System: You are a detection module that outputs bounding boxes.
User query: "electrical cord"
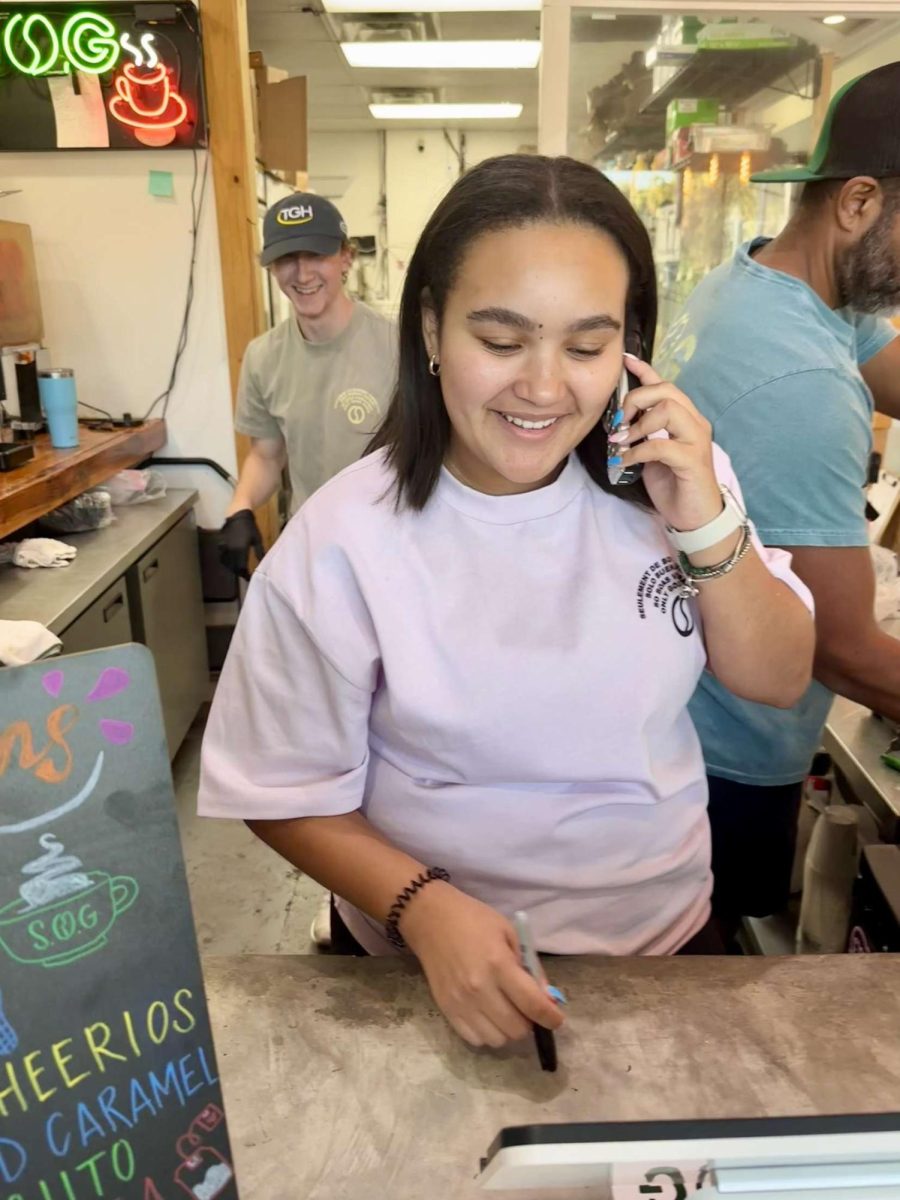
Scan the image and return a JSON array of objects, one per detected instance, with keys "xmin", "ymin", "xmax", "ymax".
[
  {"xmin": 77, "ymin": 399, "xmax": 116, "ymax": 421},
  {"xmin": 139, "ymin": 143, "xmax": 210, "ymax": 422}
]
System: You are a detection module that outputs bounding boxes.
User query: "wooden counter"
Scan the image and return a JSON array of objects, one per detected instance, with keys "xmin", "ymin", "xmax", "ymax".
[
  {"xmin": 0, "ymin": 419, "xmax": 166, "ymax": 538},
  {"xmin": 203, "ymin": 953, "xmax": 900, "ymax": 1200}
]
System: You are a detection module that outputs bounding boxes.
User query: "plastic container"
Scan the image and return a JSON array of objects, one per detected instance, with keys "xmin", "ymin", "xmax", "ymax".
[{"xmin": 38, "ymin": 368, "xmax": 79, "ymax": 449}]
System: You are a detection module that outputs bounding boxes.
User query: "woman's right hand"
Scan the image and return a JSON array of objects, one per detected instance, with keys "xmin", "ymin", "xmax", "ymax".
[{"xmin": 399, "ymin": 883, "xmax": 564, "ymax": 1048}]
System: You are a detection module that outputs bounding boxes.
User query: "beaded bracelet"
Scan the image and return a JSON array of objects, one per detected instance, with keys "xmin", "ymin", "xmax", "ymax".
[
  {"xmin": 385, "ymin": 867, "xmax": 451, "ymax": 950},
  {"xmin": 677, "ymin": 522, "xmax": 752, "ymax": 596}
]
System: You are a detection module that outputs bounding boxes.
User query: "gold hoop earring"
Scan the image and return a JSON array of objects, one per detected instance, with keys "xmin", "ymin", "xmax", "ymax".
[{"xmin": 428, "ymin": 355, "xmax": 441, "ymax": 377}]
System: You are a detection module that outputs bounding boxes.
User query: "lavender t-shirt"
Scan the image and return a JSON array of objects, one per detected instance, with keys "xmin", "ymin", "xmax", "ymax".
[{"xmin": 199, "ymin": 448, "xmax": 811, "ymax": 955}]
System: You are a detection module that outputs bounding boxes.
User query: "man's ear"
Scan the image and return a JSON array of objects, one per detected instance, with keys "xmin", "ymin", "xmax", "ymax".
[
  {"xmin": 835, "ymin": 176, "xmax": 882, "ymax": 234},
  {"xmin": 421, "ymin": 288, "xmax": 439, "ymax": 357}
]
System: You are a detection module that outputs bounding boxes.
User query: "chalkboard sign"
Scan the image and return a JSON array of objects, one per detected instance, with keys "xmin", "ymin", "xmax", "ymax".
[
  {"xmin": 0, "ymin": 3, "xmax": 207, "ymax": 152},
  {"xmin": 0, "ymin": 644, "xmax": 238, "ymax": 1199}
]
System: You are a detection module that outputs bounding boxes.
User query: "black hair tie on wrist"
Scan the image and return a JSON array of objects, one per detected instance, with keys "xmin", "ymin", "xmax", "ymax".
[{"xmin": 385, "ymin": 867, "xmax": 451, "ymax": 950}]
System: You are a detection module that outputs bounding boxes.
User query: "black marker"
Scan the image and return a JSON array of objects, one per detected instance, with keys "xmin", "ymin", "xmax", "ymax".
[{"xmin": 513, "ymin": 910, "xmax": 558, "ymax": 1073}]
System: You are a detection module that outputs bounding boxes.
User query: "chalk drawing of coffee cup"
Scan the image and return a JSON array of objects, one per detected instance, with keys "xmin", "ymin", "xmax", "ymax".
[
  {"xmin": 0, "ymin": 870, "xmax": 139, "ymax": 968},
  {"xmin": 175, "ymin": 1137, "xmax": 233, "ymax": 1200}
]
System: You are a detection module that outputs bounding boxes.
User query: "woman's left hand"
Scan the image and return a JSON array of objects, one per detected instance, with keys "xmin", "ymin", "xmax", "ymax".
[{"xmin": 608, "ymin": 355, "xmax": 722, "ymax": 534}]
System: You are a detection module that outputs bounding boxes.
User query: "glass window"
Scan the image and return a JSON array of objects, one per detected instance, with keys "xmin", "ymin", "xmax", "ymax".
[{"xmin": 559, "ymin": 7, "xmax": 900, "ymax": 337}]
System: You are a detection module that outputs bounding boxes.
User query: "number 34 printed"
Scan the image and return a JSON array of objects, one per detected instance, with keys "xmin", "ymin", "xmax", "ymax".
[{"xmin": 613, "ymin": 1161, "xmax": 710, "ymax": 1200}]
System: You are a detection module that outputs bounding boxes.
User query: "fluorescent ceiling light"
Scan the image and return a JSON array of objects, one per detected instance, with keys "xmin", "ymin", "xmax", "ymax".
[
  {"xmin": 369, "ymin": 102, "xmax": 523, "ymax": 120},
  {"xmin": 327, "ymin": 0, "xmax": 538, "ymax": 10},
  {"xmin": 822, "ymin": 13, "xmax": 846, "ymax": 23},
  {"xmin": 343, "ymin": 41, "xmax": 540, "ymax": 69}
]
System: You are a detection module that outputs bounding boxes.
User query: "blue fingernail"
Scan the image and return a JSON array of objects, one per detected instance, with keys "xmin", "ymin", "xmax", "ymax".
[
  {"xmin": 612, "ymin": 409, "xmax": 624, "ymax": 428},
  {"xmin": 547, "ymin": 986, "xmax": 568, "ymax": 1006},
  {"xmin": 608, "ymin": 456, "xmax": 622, "ymax": 465}
]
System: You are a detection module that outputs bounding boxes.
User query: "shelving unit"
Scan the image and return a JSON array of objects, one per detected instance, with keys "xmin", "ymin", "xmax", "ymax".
[
  {"xmin": 597, "ymin": 43, "xmax": 820, "ymax": 163},
  {"xmin": 0, "ymin": 419, "xmax": 166, "ymax": 538},
  {"xmin": 641, "ymin": 43, "xmax": 819, "ymax": 115},
  {"xmin": 600, "ymin": 112, "xmax": 666, "ymax": 157}
]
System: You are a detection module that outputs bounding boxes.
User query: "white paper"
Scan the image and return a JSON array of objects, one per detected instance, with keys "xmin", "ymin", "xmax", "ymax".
[{"xmin": 48, "ymin": 72, "xmax": 109, "ymax": 149}]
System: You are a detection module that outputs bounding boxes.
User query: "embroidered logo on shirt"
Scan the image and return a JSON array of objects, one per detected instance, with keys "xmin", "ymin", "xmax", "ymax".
[
  {"xmin": 334, "ymin": 388, "xmax": 382, "ymax": 427},
  {"xmin": 636, "ymin": 556, "xmax": 695, "ymax": 638}
]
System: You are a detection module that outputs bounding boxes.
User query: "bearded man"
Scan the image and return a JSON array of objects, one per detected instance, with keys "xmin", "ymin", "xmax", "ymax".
[{"xmin": 656, "ymin": 61, "xmax": 900, "ymax": 943}]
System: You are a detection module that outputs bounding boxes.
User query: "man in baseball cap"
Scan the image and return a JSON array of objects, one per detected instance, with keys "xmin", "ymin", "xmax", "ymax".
[
  {"xmin": 219, "ymin": 189, "xmax": 395, "ymax": 572},
  {"xmin": 655, "ymin": 60, "xmax": 900, "ymax": 945},
  {"xmin": 218, "ymin": 189, "xmax": 396, "ymax": 947},
  {"xmin": 259, "ymin": 192, "xmax": 349, "ymax": 264}
]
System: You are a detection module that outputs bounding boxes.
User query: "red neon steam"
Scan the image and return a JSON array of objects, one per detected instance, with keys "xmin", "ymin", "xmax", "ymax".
[{"xmin": 108, "ymin": 62, "xmax": 188, "ymax": 147}]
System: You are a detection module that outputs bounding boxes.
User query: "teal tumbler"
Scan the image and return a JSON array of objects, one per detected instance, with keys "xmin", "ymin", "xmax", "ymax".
[{"xmin": 38, "ymin": 368, "xmax": 80, "ymax": 449}]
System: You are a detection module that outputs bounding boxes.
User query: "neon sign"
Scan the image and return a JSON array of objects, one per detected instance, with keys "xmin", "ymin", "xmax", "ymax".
[
  {"xmin": 1, "ymin": 10, "xmax": 121, "ymax": 76},
  {"xmin": 108, "ymin": 62, "xmax": 188, "ymax": 146},
  {"xmin": 0, "ymin": 2, "xmax": 205, "ymax": 152}
]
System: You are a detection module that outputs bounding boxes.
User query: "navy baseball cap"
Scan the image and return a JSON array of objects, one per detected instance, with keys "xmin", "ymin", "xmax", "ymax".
[
  {"xmin": 753, "ymin": 61, "xmax": 900, "ymax": 184},
  {"xmin": 260, "ymin": 192, "xmax": 349, "ymax": 266}
]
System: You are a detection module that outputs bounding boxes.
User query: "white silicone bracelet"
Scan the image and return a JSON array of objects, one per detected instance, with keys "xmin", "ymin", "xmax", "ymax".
[{"xmin": 665, "ymin": 486, "xmax": 746, "ymax": 555}]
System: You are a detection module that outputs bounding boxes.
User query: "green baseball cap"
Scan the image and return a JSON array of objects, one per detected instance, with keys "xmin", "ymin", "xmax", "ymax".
[{"xmin": 752, "ymin": 60, "xmax": 900, "ymax": 184}]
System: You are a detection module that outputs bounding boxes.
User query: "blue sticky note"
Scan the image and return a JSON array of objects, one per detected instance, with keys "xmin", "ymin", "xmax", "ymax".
[{"xmin": 148, "ymin": 170, "xmax": 174, "ymax": 198}]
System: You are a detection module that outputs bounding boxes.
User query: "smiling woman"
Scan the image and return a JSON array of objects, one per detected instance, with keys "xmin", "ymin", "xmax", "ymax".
[
  {"xmin": 199, "ymin": 153, "xmax": 816, "ymax": 1055},
  {"xmin": 371, "ymin": 154, "xmax": 656, "ymax": 510}
]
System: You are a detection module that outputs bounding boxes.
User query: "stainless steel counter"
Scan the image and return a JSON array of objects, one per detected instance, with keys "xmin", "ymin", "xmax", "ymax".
[
  {"xmin": 203, "ymin": 953, "xmax": 900, "ymax": 1200},
  {"xmin": 823, "ymin": 617, "xmax": 900, "ymax": 840},
  {"xmin": 0, "ymin": 489, "xmax": 198, "ymax": 633}
]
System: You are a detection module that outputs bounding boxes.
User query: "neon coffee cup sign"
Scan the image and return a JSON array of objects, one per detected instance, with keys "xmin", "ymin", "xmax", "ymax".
[{"xmin": 1, "ymin": 9, "xmax": 192, "ymax": 146}]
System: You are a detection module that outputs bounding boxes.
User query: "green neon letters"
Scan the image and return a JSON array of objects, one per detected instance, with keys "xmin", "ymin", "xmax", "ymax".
[
  {"xmin": 2, "ymin": 13, "xmax": 58, "ymax": 76},
  {"xmin": 62, "ymin": 11, "xmax": 119, "ymax": 73},
  {"xmin": 2, "ymin": 9, "xmax": 121, "ymax": 77}
]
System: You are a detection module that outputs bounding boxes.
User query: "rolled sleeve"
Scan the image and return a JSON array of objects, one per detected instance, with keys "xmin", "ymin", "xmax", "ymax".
[{"xmin": 198, "ymin": 571, "xmax": 375, "ymax": 820}]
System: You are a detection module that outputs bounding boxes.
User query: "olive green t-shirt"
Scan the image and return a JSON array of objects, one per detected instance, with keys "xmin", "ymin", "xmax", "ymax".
[{"xmin": 235, "ymin": 302, "xmax": 397, "ymax": 511}]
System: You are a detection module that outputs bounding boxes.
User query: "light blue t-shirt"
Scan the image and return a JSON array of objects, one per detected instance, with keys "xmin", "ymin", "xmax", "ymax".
[{"xmin": 656, "ymin": 239, "xmax": 896, "ymax": 786}]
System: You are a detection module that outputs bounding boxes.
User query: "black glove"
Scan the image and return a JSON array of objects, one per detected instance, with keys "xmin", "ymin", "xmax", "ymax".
[{"xmin": 219, "ymin": 509, "xmax": 264, "ymax": 581}]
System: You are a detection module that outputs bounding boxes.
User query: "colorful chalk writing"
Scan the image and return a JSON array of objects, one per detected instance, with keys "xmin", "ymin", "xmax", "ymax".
[{"xmin": 0, "ymin": 646, "xmax": 238, "ymax": 1196}]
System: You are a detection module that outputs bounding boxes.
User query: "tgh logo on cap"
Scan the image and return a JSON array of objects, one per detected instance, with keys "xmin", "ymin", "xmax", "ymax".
[{"xmin": 277, "ymin": 204, "xmax": 315, "ymax": 226}]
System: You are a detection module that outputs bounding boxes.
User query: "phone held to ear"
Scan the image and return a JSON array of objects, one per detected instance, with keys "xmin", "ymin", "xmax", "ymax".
[{"xmin": 604, "ymin": 330, "xmax": 643, "ymax": 487}]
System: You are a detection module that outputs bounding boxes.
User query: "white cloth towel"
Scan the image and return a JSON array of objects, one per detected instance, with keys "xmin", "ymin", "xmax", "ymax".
[
  {"xmin": 0, "ymin": 620, "xmax": 62, "ymax": 666},
  {"xmin": 9, "ymin": 538, "xmax": 78, "ymax": 569}
]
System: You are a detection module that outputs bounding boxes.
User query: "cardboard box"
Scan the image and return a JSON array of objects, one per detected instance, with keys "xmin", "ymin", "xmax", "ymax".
[
  {"xmin": 665, "ymin": 98, "xmax": 718, "ymax": 140},
  {"xmin": 696, "ymin": 20, "xmax": 798, "ymax": 50},
  {"xmin": 0, "ymin": 221, "xmax": 43, "ymax": 348},
  {"xmin": 249, "ymin": 51, "xmax": 307, "ymax": 173}
]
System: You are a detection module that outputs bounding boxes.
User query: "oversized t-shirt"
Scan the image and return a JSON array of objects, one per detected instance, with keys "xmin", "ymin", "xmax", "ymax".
[
  {"xmin": 656, "ymin": 238, "xmax": 896, "ymax": 786},
  {"xmin": 235, "ymin": 302, "xmax": 397, "ymax": 511},
  {"xmin": 198, "ymin": 447, "xmax": 812, "ymax": 956}
]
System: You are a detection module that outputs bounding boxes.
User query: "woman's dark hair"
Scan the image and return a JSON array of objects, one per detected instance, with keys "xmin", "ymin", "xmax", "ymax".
[{"xmin": 368, "ymin": 153, "xmax": 657, "ymax": 510}]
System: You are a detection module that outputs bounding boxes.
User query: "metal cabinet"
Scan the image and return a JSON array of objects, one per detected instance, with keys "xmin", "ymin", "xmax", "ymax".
[
  {"xmin": 58, "ymin": 578, "xmax": 132, "ymax": 655},
  {"xmin": 127, "ymin": 512, "xmax": 209, "ymax": 758}
]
